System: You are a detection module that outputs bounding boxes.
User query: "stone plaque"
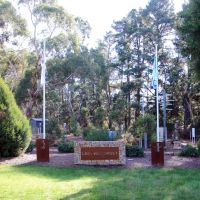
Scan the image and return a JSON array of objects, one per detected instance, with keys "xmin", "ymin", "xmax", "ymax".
[
  {"xmin": 74, "ymin": 141, "xmax": 126, "ymax": 165},
  {"xmin": 81, "ymin": 147, "xmax": 119, "ymax": 160}
]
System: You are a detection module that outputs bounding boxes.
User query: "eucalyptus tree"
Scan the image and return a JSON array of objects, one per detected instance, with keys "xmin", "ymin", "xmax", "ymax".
[
  {"xmin": 0, "ymin": 0, "xmax": 27, "ymax": 47},
  {"xmin": 43, "ymin": 48, "xmax": 109, "ymax": 131},
  {"xmin": 96, "ymin": 31, "xmax": 116, "ymax": 129},
  {"xmin": 0, "ymin": 0, "xmax": 28, "ymax": 90},
  {"xmin": 16, "ymin": 0, "xmax": 90, "ymax": 118}
]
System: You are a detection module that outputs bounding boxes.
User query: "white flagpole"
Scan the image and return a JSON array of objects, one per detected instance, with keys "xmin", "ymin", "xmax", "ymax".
[
  {"xmin": 155, "ymin": 44, "xmax": 159, "ymax": 142},
  {"xmin": 42, "ymin": 40, "xmax": 46, "ymax": 139}
]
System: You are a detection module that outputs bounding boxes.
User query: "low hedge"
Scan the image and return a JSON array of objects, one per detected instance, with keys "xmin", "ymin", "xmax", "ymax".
[
  {"xmin": 126, "ymin": 145, "xmax": 144, "ymax": 157},
  {"xmin": 58, "ymin": 141, "xmax": 74, "ymax": 153},
  {"xmin": 84, "ymin": 128, "xmax": 110, "ymax": 141},
  {"xmin": 179, "ymin": 145, "xmax": 198, "ymax": 157}
]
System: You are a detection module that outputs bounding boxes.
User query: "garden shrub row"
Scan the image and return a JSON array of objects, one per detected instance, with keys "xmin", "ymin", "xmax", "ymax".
[
  {"xmin": 179, "ymin": 144, "xmax": 198, "ymax": 157},
  {"xmin": 57, "ymin": 141, "xmax": 144, "ymax": 158},
  {"xmin": 126, "ymin": 145, "xmax": 144, "ymax": 157},
  {"xmin": 83, "ymin": 127, "xmax": 110, "ymax": 141},
  {"xmin": 58, "ymin": 141, "xmax": 74, "ymax": 153}
]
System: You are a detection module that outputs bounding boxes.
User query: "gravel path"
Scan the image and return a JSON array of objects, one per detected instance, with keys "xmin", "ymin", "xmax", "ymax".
[{"xmin": 1, "ymin": 148, "xmax": 200, "ymax": 168}]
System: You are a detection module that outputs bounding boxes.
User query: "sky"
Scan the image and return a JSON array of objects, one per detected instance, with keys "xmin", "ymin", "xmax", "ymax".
[{"xmin": 57, "ymin": 0, "xmax": 185, "ymax": 47}]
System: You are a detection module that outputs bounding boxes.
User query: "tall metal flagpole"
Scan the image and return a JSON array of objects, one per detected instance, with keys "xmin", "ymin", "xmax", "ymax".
[
  {"xmin": 37, "ymin": 41, "xmax": 49, "ymax": 163},
  {"xmin": 155, "ymin": 44, "xmax": 159, "ymax": 142},
  {"xmin": 42, "ymin": 41, "xmax": 46, "ymax": 139}
]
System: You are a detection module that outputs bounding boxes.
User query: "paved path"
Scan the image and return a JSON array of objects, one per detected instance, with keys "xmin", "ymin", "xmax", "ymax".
[{"xmin": 1, "ymin": 148, "xmax": 200, "ymax": 168}]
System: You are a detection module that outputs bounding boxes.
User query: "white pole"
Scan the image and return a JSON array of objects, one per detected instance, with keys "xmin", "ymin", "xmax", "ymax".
[
  {"xmin": 42, "ymin": 41, "xmax": 46, "ymax": 139},
  {"xmin": 156, "ymin": 44, "xmax": 159, "ymax": 142},
  {"xmin": 142, "ymin": 93, "xmax": 144, "ymax": 117}
]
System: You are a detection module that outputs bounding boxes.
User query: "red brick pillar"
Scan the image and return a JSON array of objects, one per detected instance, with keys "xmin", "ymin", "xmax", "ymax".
[
  {"xmin": 36, "ymin": 139, "xmax": 49, "ymax": 162},
  {"xmin": 151, "ymin": 142, "xmax": 164, "ymax": 166}
]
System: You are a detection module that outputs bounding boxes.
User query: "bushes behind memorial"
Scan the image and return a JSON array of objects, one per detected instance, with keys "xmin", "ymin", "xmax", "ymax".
[
  {"xmin": 58, "ymin": 141, "xmax": 74, "ymax": 153},
  {"xmin": 126, "ymin": 145, "xmax": 144, "ymax": 157},
  {"xmin": 83, "ymin": 127, "xmax": 110, "ymax": 141},
  {"xmin": 197, "ymin": 139, "xmax": 200, "ymax": 155},
  {"xmin": 0, "ymin": 78, "xmax": 31, "ymax": 157},
  {"xmin": 46, "ymin": 118, "xmax": 62, "ymax": 145},
  {"xmin": 179, "ymin": 145, "xmax": 198, "ymax": 157}
]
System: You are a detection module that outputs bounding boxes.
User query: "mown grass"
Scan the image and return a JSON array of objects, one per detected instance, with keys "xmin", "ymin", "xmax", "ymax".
[{"xmin": 0, "ymin": 165, "xmax": 200, "ymax": 200}]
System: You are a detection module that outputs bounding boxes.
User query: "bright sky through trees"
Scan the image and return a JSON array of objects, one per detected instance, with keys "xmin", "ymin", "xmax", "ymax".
[{"xmin": 58, "ymin": 0, "xmax": 185, "ymax": 47}]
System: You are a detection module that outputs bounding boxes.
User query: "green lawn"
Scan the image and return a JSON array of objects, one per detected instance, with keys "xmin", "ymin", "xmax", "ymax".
[{"xmin": 0, "ymin": 165, "xmax": 200, "ymax": 200}]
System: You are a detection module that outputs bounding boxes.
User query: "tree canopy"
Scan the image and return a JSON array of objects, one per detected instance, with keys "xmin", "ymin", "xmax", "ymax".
[
  {"xmin": 177, "ymin": 0, "xmax": 200, "ymax": 78},
  {"xmin": 0, "ymin": 0, "xmax": 200, "ymax": 142}
]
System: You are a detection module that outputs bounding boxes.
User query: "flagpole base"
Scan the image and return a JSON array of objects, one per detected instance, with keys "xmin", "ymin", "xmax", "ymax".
[
  {"xmin": 36, "ymin": 139, "xmax": 49, "ymax": 162},
  {"xmin": 151, "ymin": 142, "xmax": 164, "ymax": 166}
]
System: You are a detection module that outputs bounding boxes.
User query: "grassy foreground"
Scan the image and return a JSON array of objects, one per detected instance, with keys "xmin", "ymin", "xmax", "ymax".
[{"xmin": 0, "ymin": 165, "xmax": 200, "ymax": 200}]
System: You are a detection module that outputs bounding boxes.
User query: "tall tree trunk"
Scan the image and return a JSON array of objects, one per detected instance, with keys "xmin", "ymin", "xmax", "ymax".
[
  {"xmin": 183, "ymin": 94, "xmax": 194, "ymax": 127},
  {"xmin": 106, "ymin": 83, "xmax": 112, "ymax": 129},
  {"xmin": 127, "ymin": 66, "xmax": 131, "ymax": 128},
  {"xmin": 135, "ymin": 88, "xmax": 141, "ymax": 119},
  {"xmin": 26, "ymin": 57, "xmax": 40, "ymax": 118}
]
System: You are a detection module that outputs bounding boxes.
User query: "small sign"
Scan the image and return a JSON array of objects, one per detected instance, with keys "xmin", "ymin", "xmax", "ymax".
[
  {"xmin": 192, "ymin": 128, "xmax": 195, "ymax": 138},
  {"xmin": 108, "ymin": 131, "xmax": 117, "ymax": 140},
  {"xmin": 81, "ymin": 147, "xmax": 119, "ymax": 160},
  {"xmin": 192, "ymin": 128, "xmax": 196, "ymax": 144},
  {"xmin": 159, "ymin": 127, "xmax": 164, "ymax": 141}
]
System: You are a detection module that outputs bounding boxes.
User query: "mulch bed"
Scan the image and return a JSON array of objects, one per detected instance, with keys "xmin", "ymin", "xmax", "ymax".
[{"xmin": 1, "ymin": 148, "xmax": 200, "ymax": 168}]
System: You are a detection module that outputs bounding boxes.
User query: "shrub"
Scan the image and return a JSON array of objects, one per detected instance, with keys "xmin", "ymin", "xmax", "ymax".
[
  {"xmin": 0, "ymin": 78, "xmax": 31, "ymax": 157},
  {"xmin": 74, "ymin": 124, "xmax": 82, "ymax": 136},
  {"xmin": 46, "ymin": 118, "xmax": 62, "ymax": 145},
  {"xmin": 58, "ymin": 141, "xmax": 74, "ymax": 153},
  {"xmin": 135, "ymin": 114, "xmax": 156, "ymax": 141},
  {"xmin": 25, "ymin": 142, "xmax": 35, "ymax": 153},
  {"xmin": 94, "ymin": 107, "xmax": 105, "ymax": 127},
  {"xmin": 197, "ymin": 139, "xmax": 200, "ymax": 155},
  {"xmin": 126, "ymin": 145, "xmax": 144, "ymax": 157},
  {"xmin": 84, "ymin": 128, "xmax": 110, "ymax": 141},
  {"xmin": 179, "ymin": 145, "xmax": 198, "ymax": 157},
  {"xmin": 69, "ymin": 114, "xmax": 78, "ymax": 134},
  {"xmin": 122, "ymin": 133, "xmax": 137, "ymax": 145},
  {"xmin": 83, "ymin": 127, "xmax": 90, "ymax": 138}
]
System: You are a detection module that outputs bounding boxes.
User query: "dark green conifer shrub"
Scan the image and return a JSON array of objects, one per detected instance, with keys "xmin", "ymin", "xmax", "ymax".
[{"xmin": 0, "ymin": 78, "xmax": 31, "ymax": 157}]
